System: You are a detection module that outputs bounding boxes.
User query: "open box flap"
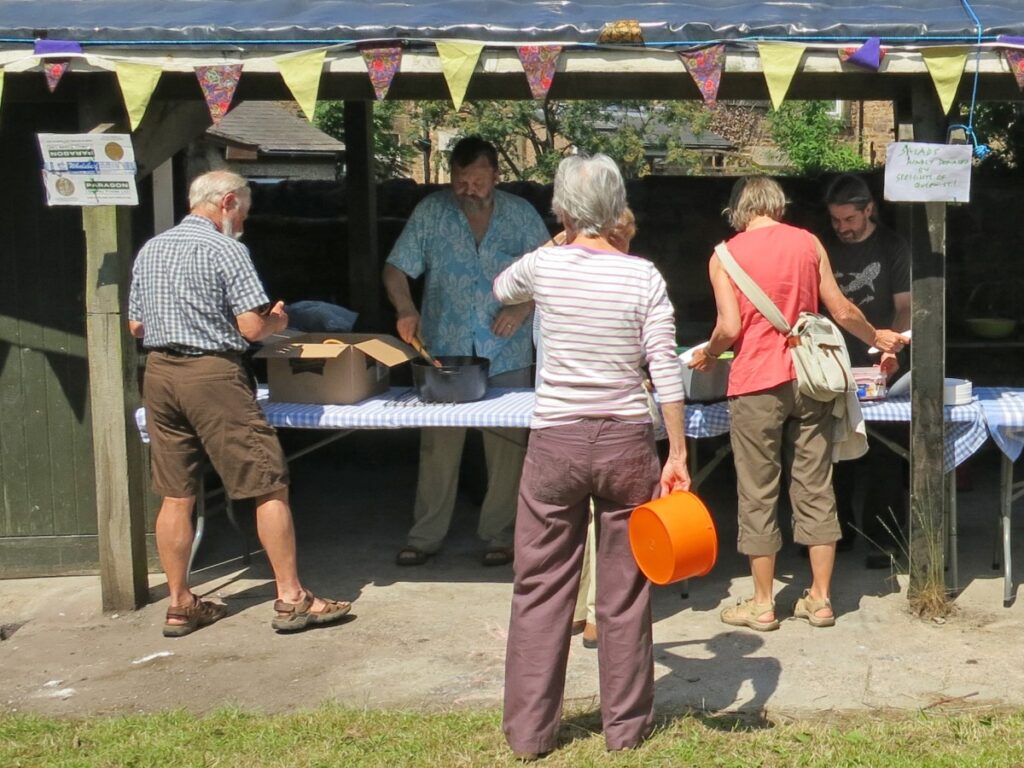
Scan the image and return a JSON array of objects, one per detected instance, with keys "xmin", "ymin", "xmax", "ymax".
[{"xmin": 354, "ymin": 336, "xmax": 418, "ymax": 367}]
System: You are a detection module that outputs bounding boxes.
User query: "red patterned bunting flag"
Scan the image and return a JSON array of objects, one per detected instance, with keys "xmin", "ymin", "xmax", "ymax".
[
  {"xmin": 517, "ymin": 46, "xmax": 561, "ymax": 100},
  {"xmin": 195, "ymin": 64, "xmax": 243, "ymax": 125},
  {"xmin": 43, "ymin": 60, "xmax": 69, "ymax": 93},
  {"xmin": 361, "ymin": 47, "xmax": 402, "ymax": 100},
  {"xmin": 678, "ymin": 45, "xmax": 726, "ymax": 104},
  {"xmin": 1005, "ymin": 49, "xmax": 1024, "ymax": 91}
]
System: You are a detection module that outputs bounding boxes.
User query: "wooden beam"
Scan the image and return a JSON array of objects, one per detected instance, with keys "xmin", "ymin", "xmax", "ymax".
[
  {"xmin": 902, "ymin": 81, "xmax": 948, "ymax": 597},
  {"xmin": 344, "ymin": 101, "xmax": 382, "ymax": 330},
  {"xmin": 83, "ymin": 204, "xmax": 149, "ymax": 611}
]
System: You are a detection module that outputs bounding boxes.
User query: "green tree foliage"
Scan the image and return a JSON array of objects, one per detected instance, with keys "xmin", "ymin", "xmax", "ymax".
[
  {"xmin": 767, "ymin": 101, "xmax": 868, "ymax": 175},
  {"xmin": 969, "ymin": 103, "xmax": 1024, "ymax": 174},
  {"xmin": 314, "ymin": 101, "xmax": 418, "ymax": 181},
  {"xmin": 405, "ymin": 99, "xmax": 710, "ymax": 182}
]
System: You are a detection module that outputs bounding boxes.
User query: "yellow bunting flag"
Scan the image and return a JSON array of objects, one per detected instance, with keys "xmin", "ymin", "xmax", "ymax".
[
  {"xmin": 757, "ymin": 42, "xmax": 806, "ymax": 111},
  {"xmin": 436, "ymin": 41, "xmax": 483, "ymax": 111},
  {"xmin": 275, "ymin": 49, "xmax": 327, "ymax": 122},
  {"xmin": 921, "ymin": 46, "xmax": 969, "ymax": 114},
  {"xmin": 114, "ymin": 61, "xmax": 163, "ymax": 131}
]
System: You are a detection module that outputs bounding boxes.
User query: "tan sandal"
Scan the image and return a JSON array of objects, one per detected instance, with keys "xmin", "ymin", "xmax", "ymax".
[
  {"xmin": 793, "ymin": 589, "xmax": 835, "ymax": 627},
  {"xmin": 163, "ymin": 596, "xmax": 228, "ymax": 638},
  {"xmin": 272, "ymin": 589, "xmax": 351, "ymax": 632},
  {"xmin": 720, "ymin": 598, "xmax": 779, "ymax": 631}
]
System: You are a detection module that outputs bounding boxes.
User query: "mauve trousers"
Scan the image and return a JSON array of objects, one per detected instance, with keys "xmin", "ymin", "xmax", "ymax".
[{"xmin": 503, "ymin": 419, "xmax": 661, "ymax": 754}]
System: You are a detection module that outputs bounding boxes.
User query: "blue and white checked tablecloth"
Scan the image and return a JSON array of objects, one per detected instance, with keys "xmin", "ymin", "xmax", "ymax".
[
  {"xmin": 135, "ymin": 388, "xmax": 988, "ymax": 471},
  {"xmin": 975, "ymin": 387, "xmax": 1024, "ymax": 462},
  {"xmin": 135, "ymin": 386, "xmax": 722, "ymax": 440},
  {"xmin": 671, "ymin": 396, "xmax": 987, "ymax": 472}
]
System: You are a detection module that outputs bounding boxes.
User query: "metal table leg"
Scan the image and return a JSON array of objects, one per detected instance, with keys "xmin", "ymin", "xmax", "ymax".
[
  {"xmin": 187, "ymin": 474, "xmax": 206, "ymax": 586},
  {"xmin": 1002, "ymin": 454, "xmax": 1014, "ymax": 605},
  {"xmin": 946, "ymin": 470, "xmax": 957, "ymax": 591}
]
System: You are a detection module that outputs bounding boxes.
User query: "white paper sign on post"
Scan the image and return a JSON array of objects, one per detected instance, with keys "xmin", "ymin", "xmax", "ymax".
[
  {"xmin": 883, "ymin": 142, "xmax": 972, "ymax": 203},
  {"xmin": 37, "ymin": 133, "xmax": 139, "ymax": 206}
]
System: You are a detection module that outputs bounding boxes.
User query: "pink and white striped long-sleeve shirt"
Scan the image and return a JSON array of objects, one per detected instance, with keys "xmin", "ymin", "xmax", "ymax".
[{"xmin": 494, "ymin": 244, "xmax": 683, "ymax": 429}]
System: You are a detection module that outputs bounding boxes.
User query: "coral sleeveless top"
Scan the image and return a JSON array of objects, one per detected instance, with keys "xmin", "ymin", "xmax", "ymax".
[{"xmin": 725, "ymin": 223, "xmax": 822, "ymax": 398}]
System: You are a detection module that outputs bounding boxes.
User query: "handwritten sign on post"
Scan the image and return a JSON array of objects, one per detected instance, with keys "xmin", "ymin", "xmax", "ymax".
[{"xmin": 883, "ymin": 142, "xmax": 972, "ymax": 203}]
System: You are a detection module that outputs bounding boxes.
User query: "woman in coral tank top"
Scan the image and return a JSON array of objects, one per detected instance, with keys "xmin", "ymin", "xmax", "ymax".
[{"xmin": 689, "ymin": 177, "xmax": 906, "ymax": 630}]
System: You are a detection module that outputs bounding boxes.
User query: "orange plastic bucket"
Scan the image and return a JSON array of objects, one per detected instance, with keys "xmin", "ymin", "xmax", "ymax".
[{"xmin": 629, "ymin": 491, "xmax": 718, "ymax": 585}]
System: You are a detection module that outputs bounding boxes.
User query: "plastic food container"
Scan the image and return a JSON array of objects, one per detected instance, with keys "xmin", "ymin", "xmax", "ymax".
[{"xmin": 852, "ymin": 366, "xmax": 888, "ymax": 400}]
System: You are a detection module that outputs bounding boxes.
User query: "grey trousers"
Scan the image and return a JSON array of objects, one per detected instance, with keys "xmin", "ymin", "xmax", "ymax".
[
  {"xmin": 503, "ymin": 419, "xmax": 661, "ymax": 754},
  {"xmin": 728, "ymin": 379, "xmax": 842, "ymax": 556},
  {"xmin": 406, "ymin": 367, "xmax": 530, "ymax": 553}
]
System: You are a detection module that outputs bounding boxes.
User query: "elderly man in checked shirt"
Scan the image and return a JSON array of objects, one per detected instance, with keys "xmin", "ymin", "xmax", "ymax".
[{"xmin": 128, "ymin": 170, "xmax": 351, "ymax": 637}]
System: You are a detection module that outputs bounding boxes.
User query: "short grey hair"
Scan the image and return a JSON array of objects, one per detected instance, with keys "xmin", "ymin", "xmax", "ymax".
[
  {"xmin": 551, "ymin": 154, "xmax": 626, "ymax": 237},
  {"xmin": 189, "ymin": 170, "xmax": 250, "ymax": 210},
  {"xmin": 723, "ymin": 176, "xmax": 787, "ymax": 231}
]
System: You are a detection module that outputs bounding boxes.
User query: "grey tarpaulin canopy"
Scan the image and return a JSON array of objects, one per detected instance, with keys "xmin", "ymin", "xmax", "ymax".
[{"xmin": 1, "ymin": 0, "xmax": 1023, "ymax": 46}]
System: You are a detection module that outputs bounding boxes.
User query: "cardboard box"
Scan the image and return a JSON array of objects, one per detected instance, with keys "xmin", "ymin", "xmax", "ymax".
[{"xmin": 255, "ymin": 332, "xmax": 416, "ymax": 404}]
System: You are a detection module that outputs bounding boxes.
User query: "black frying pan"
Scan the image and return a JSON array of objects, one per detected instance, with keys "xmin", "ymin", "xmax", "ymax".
[{"xmin": 411, "ymin": 356, "xmax": 490, "ymax": 403}]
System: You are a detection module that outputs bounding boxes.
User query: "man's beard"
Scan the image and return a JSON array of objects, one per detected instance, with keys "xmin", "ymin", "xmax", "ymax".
[{"xmin": 459, "ymin": 194, "xmax": 493, "ymax": 214}]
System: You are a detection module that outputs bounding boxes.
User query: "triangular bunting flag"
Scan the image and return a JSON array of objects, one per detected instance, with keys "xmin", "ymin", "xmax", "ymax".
[
  {"xmin": 679, "ymin": 44, "xmax": 726, "ymax": 104},
  {"xmin": 1004, "ymin": 49, "xmax": 1024, "ymax": 90},
  {"xmin": 757, "ymin": 43, "xmax": 806, "ymax": 110},
  {"xmin": 361, "ymin": 47, "xmax": 402, "ymax": 100},
  {"xmin": 517, "ymin": 45, "xmax": 561, "ymax": 101},
  {"xmin": 275, "ymin": 49, "xmax": 326, "ymax": 122},
  {"xmin": 114, "ymin": 61, "xmax": 163, "ymax": 131},
  {"xmin": 921, "ymin": 46, "xmax": 969, "ymax": 115},
  {"xmin": 195, "ymin": 64, "xmax": 243, "ymax": 124},
  {"xmin": 436, "ymin": 42, "xmax": 483, "ymax": 111},
  {"xmin": 43, "ymin": 60, "xmax": 69, "ymax": 93},
  {"xmin": 840, "ymin": 38, "xmax": 884, "ymax": 70}
]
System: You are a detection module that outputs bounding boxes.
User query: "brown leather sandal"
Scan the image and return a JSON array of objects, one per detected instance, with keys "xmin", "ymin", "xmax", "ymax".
[
  {"xmin": 163, "ymin": 596, "xmax": 228, "ymax": 638},
  {"xmin": 271, "ymin": 589, "xmax": 351, "ymax": 632}
]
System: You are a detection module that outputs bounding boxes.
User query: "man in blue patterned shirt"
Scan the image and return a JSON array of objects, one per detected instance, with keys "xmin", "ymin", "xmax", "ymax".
[
  {"xmin": 129, "ymin": 170, "xmax": 352, "ymax": 636},
  {"xmin": 383, "ymin": 137, "xmax": 550, "ymax": 566}
]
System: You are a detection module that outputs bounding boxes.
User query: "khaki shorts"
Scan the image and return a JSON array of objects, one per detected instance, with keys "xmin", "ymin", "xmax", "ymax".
[{"xmin": 143, "ymin": 351, "xmax": 289, "ymax": 499}]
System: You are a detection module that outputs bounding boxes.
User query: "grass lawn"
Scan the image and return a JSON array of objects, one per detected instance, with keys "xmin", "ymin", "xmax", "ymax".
[{"xmin": 3, "ymin": 706, "xmax": 1024, "ymax": 767}]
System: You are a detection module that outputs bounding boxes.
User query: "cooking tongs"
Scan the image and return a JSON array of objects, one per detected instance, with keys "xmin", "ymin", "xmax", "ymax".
[{"xmin": 411, "ymin": 333, "xmax": 444, "ymax": 368}]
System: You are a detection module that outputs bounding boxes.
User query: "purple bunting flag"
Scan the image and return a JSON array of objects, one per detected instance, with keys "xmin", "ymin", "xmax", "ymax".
[
  {"xmin": 361, "ymin": 47, "xmax": 402, "ymax": 100},
  {"xmin": 679, "ymin": 44, "xmax": 726, "ymax": 104},
  {"xmin": 1005, "ymin": 49, "xmax": 1024, "ymax": 91},
  {"xmin": 839, "ymin": 38, "xmax": 885, "ymax": 70},
  {"xmin": 43, "ymin": 61, "xmax": 69, "ymax": 93},
  {"xmin": 195, "ymin": 64, "xmax": 243, "ymax": 125},
  {"xmin": 517, "ymin": 46, "xmax": 562, "ymax": 100}
]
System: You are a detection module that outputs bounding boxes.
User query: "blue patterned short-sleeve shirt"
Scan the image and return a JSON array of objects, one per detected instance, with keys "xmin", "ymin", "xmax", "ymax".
[
  {"xmin": 386, "ymin": 189, "xmax": 549, "ymax": 376},
  {"xmin": 128, "ymin": 215, "xmax": 269, "ymax": 353}
]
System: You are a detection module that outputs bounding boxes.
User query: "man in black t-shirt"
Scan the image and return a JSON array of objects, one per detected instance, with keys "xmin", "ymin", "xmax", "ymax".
[{"xmin": 824, "ymin": 174, "xmax": 911, "ymax": 568}]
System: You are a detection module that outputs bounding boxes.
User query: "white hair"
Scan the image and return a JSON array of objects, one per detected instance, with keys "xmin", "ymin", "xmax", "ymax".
[
  {"xmin": 551, "ymin": 154, "xmax": 626, "ymax": 237},
  {"xmin": 188, "ymin": 170, "xmax": 250, "ymax": 210}
]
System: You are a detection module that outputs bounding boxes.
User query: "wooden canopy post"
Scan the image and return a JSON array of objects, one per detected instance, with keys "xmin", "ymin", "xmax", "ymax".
[
  {"xmin": 899, "ymin": 82, "xmax": 949, "ymax": 597},
  {"xmin": 83, "ymin": 204, "xmax": 149, "ymax": 611},
  {"xmin": 344, "ymin": 101, "xmax": 381, "ymax": 330}
]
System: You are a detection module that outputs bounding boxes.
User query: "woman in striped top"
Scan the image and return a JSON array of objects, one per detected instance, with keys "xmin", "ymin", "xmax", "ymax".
[{"xmin": 494, "ymin": 154, "xmax": 690, "ymax": 759}]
